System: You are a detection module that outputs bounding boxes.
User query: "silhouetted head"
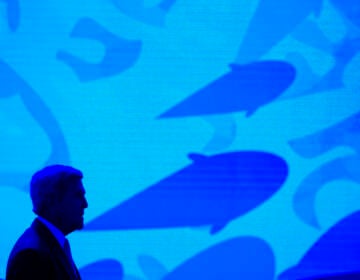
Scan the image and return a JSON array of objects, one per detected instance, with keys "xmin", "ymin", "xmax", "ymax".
[{"xmin": 30, "ymin": 164, "xmax": 88, "ymax": 235}]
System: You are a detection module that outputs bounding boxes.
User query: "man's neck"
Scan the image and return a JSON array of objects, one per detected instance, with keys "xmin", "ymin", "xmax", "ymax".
[{"xmin": 37, "ymin": 216, "xmax": 66, "ymax": 247}]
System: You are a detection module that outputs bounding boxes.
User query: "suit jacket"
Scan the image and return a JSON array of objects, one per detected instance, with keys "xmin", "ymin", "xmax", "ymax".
[{"xmin": 6, "ymin": 218, "xmax": 81, "ymax": 280}]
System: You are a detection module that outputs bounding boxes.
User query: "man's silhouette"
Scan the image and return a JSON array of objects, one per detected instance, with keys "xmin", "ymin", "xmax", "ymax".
[{"xmin": 6, "ymin": 165, "xmax": 88, "ymax": 280}]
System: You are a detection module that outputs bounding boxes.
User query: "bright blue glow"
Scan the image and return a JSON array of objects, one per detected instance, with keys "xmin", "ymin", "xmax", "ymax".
[{"xmin": 0, "ymin": 0, "xmax": 360, "ymax": 279}]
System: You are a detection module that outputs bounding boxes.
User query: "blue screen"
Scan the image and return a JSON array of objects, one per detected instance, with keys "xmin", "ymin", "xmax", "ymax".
[{"xmin": 1, "ymin": 0, "xmax": 360, "ymax": 279}]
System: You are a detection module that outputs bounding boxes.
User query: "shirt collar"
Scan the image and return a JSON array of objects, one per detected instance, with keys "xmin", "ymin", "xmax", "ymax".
[{"xmin": 37, "ymin": 216, "xmax": 66, "ymax": 248}]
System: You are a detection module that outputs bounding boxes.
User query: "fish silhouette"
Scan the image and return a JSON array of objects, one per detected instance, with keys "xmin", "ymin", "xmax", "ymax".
[
  {"xmin": 0, "ymin": 59, "xmax": 70, "ymax": 191},
  {"xmin": 128, "ymin": 237, "xmax": 275, "ymax": 280},
  {"xmin": 235, "ymin": 0, "xmax": 323, "ymax": 64},
  {"xmin": 289, "ymin": 111, "xmax": 360, "ymax": 158},
  {"xmin": 2, "ymin": 0, "xmax": 20, "ymax": 31},
  {"xmin": 85, "ymin": 151, "xmax": 288, "ymax": 234},
  {"xmin": 279, "ymin": 211, "xmax": 360, "ymax": 280},
  {"xmin": 158, "ymin": 61, "xmax": 296, "ymax": 118},
  {"xmin": 110, "ymin": 0, "xmax": 178, "ymax": 27},
  {"xmin": 292, "ymin": 154, "xmax": 360, "ymax": 228},
  {"xmin": 162, "ymin": 236, "xmax": 275, "ymax": 280},
  {"xmin": 57, "ymin": 18, "xmax": 142, "ymax": 82}
]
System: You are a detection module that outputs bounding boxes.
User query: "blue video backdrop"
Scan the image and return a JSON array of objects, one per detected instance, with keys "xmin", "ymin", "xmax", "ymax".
[{"xmin": 0, "ymin": 0, "xmax": 360, "ymax": 279}]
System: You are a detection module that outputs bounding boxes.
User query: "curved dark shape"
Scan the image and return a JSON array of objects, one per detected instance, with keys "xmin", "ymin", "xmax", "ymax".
[
  {"xmin": 158, "ymin": 61, "xmax": 296, "ymax": 118},
  {"xmin": 289, "ymin": 110, "xmax": 360, "ymax": 158},
  {"xmin": 85, "ymin": 151, "xmax": 288, "ymax": 234},
  {"xmin": 278, "ymin": 211, "xmax": 360, "ymax": 280},
  {"xmin": 57, "ymin": 18, "xmax": 142, "ymax": 82},
  {"xmin": 80, "ymin": 259, "xmax": 124, "ymax": 280},
  {"xmin": 292, "ymin": 154, "xmax": 360, "ymax": 228},
  {"xmin": 163, "ymin": 236, "xmax": 275, "ymax": 280},
  {"xmin": 0, "ymin": 59, "xmax": 70, "ymax": 191}
]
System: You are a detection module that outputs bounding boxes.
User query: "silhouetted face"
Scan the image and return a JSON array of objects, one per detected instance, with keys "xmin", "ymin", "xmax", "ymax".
[{"xmin": 53, "ymin": 179, "xmax": 88, "ymax": 235}]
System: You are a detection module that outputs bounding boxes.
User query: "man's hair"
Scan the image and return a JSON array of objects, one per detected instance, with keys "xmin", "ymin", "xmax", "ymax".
[{"xmin": 30, "ymin": 165, "xmax": 83, "ymax": 216}]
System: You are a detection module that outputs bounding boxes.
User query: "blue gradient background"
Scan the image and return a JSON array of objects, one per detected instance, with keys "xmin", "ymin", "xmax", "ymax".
[{"xmin": 0, "ymin": 0, "xmax": 360, "ymax": 279}]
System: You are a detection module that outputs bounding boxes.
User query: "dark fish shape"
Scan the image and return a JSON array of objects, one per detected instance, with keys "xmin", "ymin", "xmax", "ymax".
[
  {"xmin": 158, "ymin": 61, "xmax": 296, "ymax": 119},
  {"xmin": 85, "ymin": 151, "xmax": 288, "ymax": 234},
  {"xmin": 0, "ymin": 59, "xmax": 70, "ymax": 191},
  {"xmin": 235, "ymin": 0, "xmax": 323, "ymax": 64},
  {"xmin": 162, "ymin": 236, "xmax": 275, "ymax": 280},
  {"xmin": 289, "ymin": 111, "xmax": 360, "ymax": 158},
  {"xmin": 57, "ymin": 18, "xmax": 142, "ymax": 82},
  {"xmin": 80, "ymin": 259, "xmax": 124, "ymax": 280},
  {"xmin": 110, "ymin": 0, "xmax": 178, "ymax": 27},
  {"xmin": 279, "ymin": 211, "xmax": 360, "ymax": 280}
]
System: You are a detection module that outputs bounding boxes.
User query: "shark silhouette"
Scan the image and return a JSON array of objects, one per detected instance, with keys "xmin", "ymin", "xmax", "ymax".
[
  {"xmin": 57, "ymin": 18, "xmax": 142, "ymax": 82},
  {"xmin": 0, "ymin": 59, "xmax": 70, "ymax": 191},
  {"xmin": 279, "ymin": 211, "xmax": 360, "ymax": 280},
  {"xmin": 130, "ymin": 237, "xmax": 275, "ymax": 280},
  {"xmin": 85, "ymin": 151, "xmax": 288, "ymax": 234},
  {"xmin": 235, "ymin": 0, "xmax": 323, "ymax": 64},
  {"xmin": 158, "ymin": 60, "xmax": 296, "ymax": 119},
  {"xmin": 110, "ymin": 0, "xmax": 178, "ymax": 27}
]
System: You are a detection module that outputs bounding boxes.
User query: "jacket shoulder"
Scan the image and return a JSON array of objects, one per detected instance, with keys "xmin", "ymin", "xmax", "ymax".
[{"xmin": 6, "ymin": 248, "xmax": 54, "ymax": 280}]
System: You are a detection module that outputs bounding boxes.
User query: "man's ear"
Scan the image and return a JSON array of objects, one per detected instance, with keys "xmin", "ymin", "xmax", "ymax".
[{"xmin": 43, "ymin": 192, "xmax": 59, "ymax": 211}]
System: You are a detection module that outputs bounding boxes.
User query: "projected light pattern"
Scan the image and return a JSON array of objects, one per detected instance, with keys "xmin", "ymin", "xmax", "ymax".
[
  {"xmin": 57, "ymin": 18, "xmax": 142, "ymax": 82},
  {"xmin": 0, "ymin": 0, "xmax": 359, "ymax": 279}
]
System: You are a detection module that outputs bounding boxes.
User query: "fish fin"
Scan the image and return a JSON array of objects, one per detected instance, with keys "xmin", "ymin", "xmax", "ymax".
[
  {"xmin": 210, "ymin": 222, "xmax": 228, "ymax": 234},
  {"xmin": 188, "ymin": 153, "xmax": 208, "ymax": 162}
]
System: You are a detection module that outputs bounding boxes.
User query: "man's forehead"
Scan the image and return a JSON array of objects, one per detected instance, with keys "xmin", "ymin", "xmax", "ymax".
[{"xmin": 67, "ymin": 179, "xmax": 85, "ymax": 193}]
